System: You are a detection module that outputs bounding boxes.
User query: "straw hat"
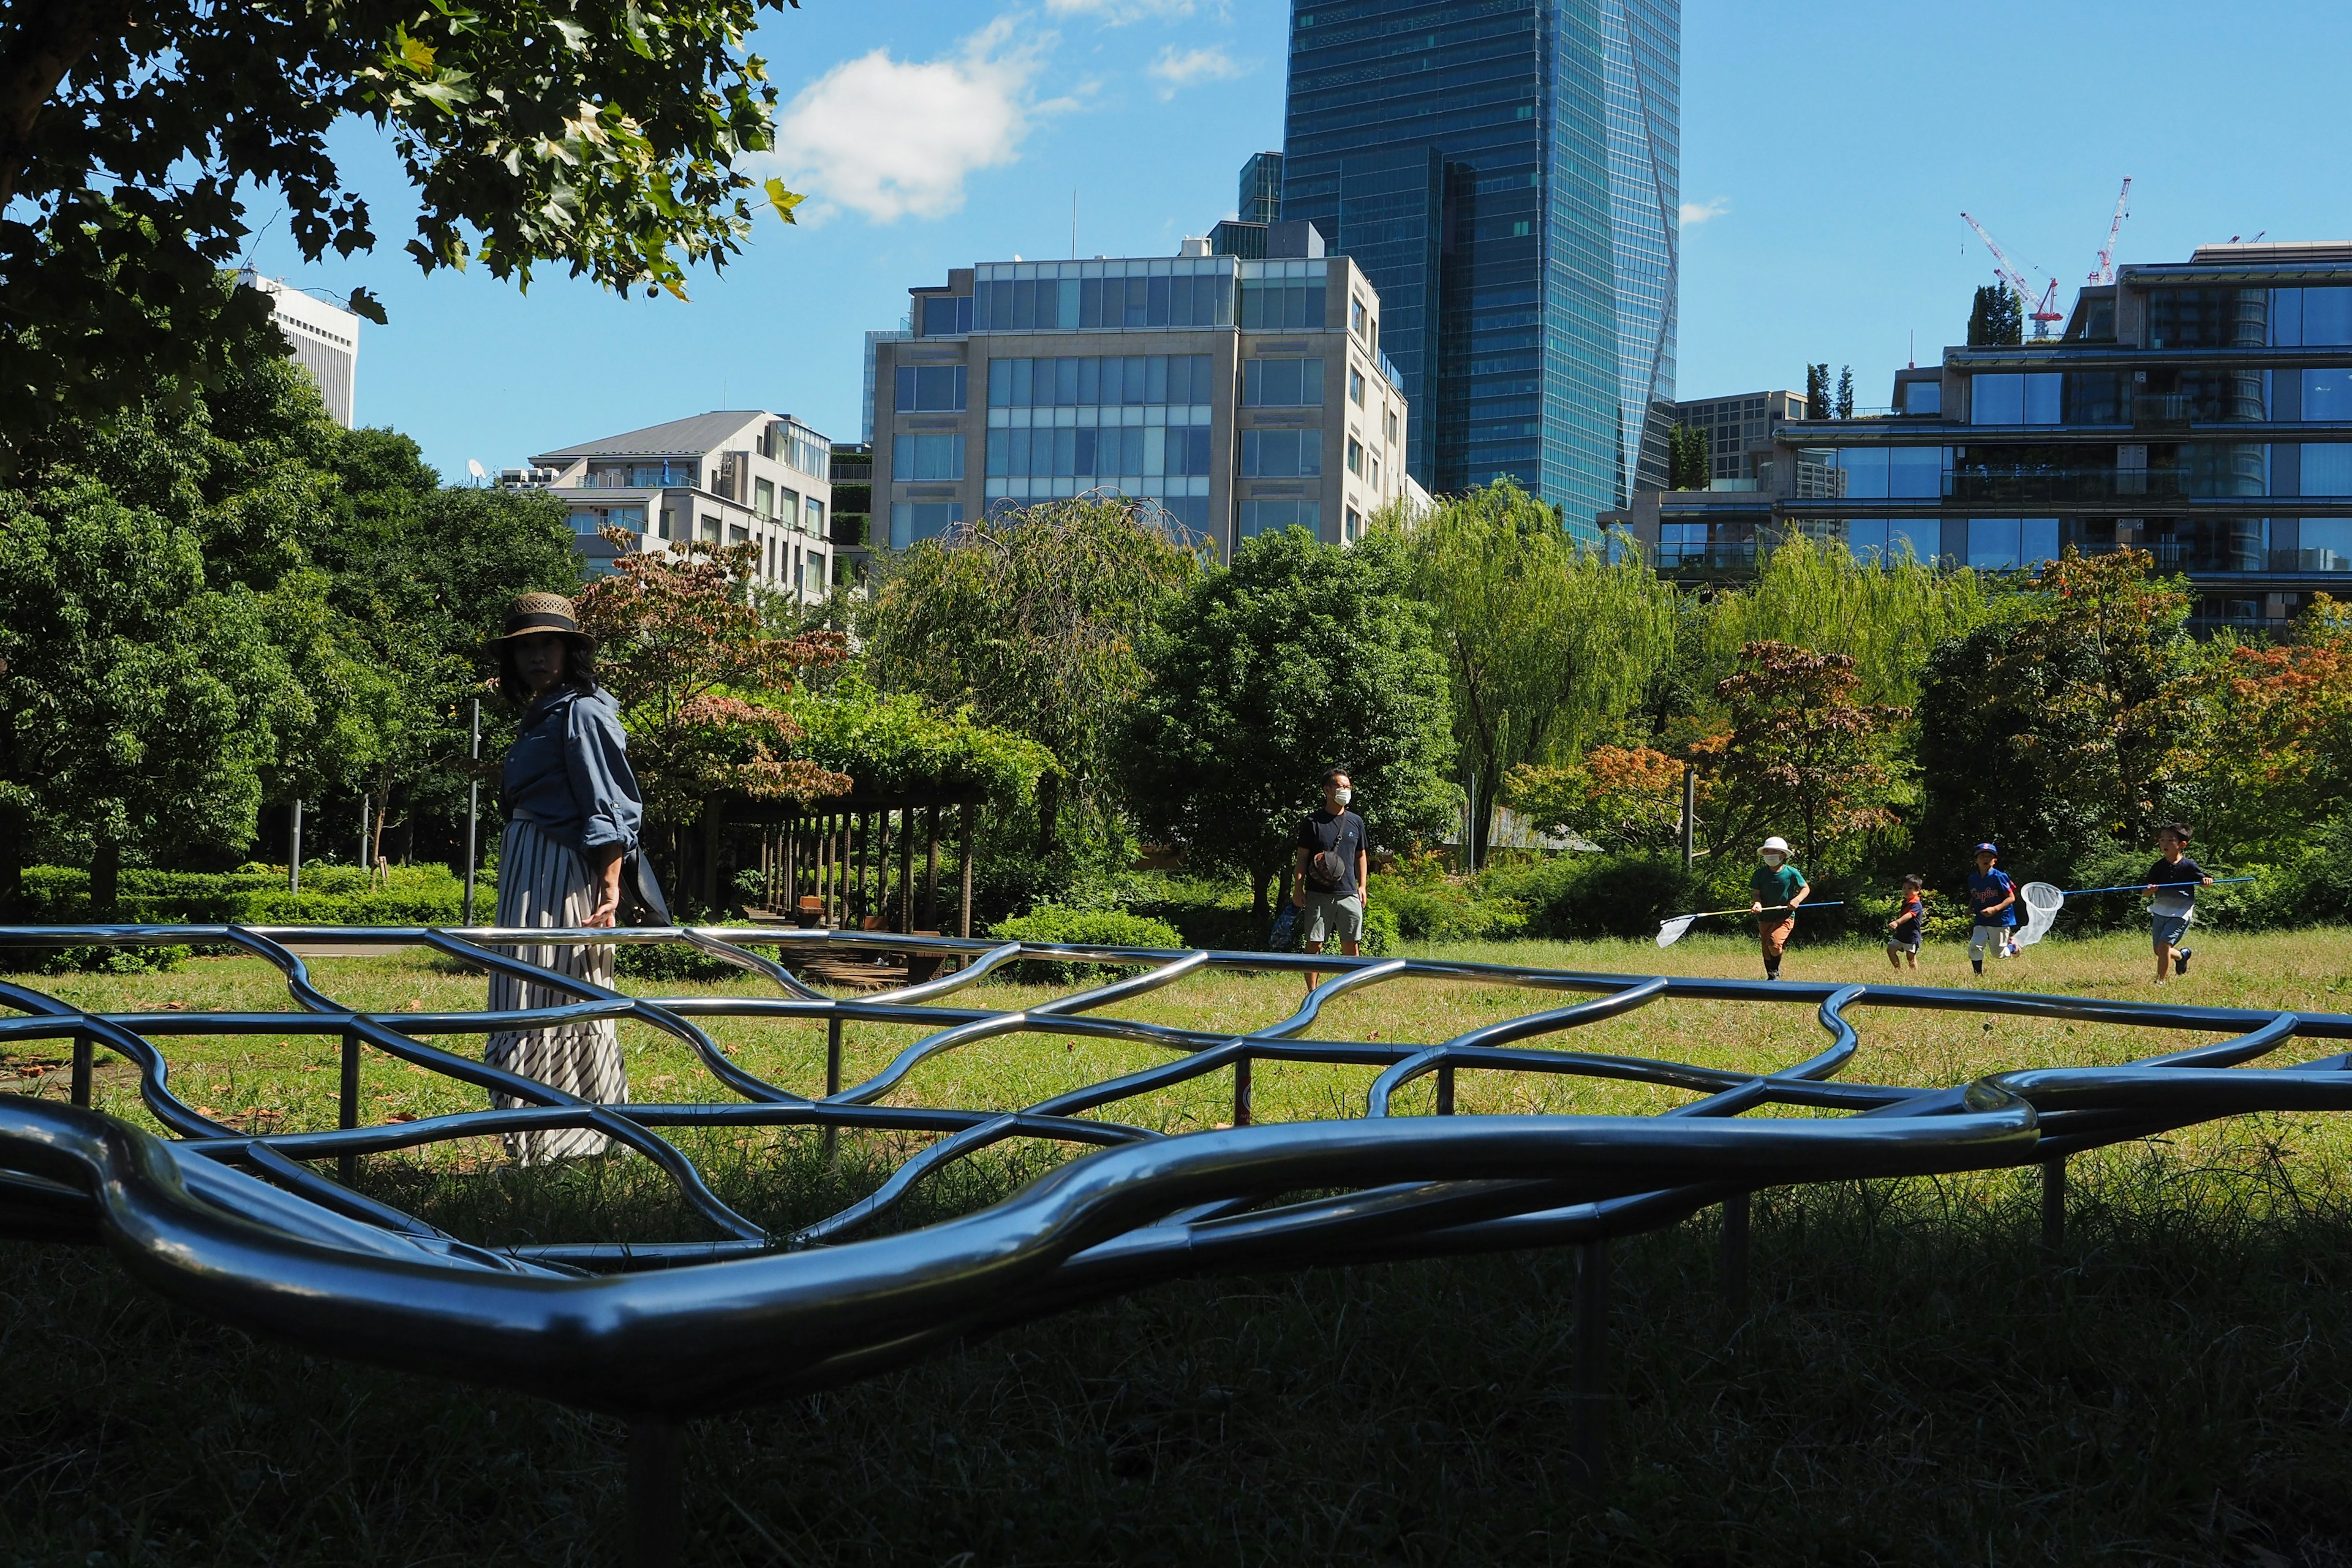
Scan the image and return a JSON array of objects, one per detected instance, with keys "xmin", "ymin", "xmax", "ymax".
[{"xmin": 486, "ymin": 592, "xmax": 595, "ymax": 650}]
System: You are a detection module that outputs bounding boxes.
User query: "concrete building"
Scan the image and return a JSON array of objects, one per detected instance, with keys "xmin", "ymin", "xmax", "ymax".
[
  {"xmin": 870, "ymin": 236, "xmax": 1409, "ymax": 559},
  {"xmin": 1609, "ymin": 241, "xmax": 2352, "ymax": 634},
  {"xmin": 529, "ymin": 410, "xmax": 833, "ymax": 601},
  {"xmin": 829, "ymin": 441, "xmax": 874, "ymax": 586},
  {"xmin": 1280, "ymin": 0, "xmax": 1680, "ymax": 530},
  {"xmin": 1673, "ymin": 390, "xmax": 1807, "ymax": 487},
  {"xmin": 243, "ymin": 273, "xmax": 359, "ymax": 426}
]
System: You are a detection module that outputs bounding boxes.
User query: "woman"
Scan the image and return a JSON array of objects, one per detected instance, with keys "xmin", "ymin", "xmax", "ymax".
[{"xmin": 483, "ymin": 592, "xmax": 643, "ymax": 1163}]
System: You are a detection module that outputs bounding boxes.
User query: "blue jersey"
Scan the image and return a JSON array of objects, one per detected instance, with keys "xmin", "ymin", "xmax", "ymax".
[{"xmin": 1966, "ymin": 868, "xmax": 2018, "ymax": 927}]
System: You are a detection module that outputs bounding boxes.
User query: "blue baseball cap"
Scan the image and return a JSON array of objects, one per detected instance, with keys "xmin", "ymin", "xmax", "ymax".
[{"xmin": 1973, "ymin": 842, "xmax": 1999, "ymax": 854}]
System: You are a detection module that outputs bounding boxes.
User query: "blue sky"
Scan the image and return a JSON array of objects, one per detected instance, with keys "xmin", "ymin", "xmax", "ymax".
[{"xmin": 241, "ymin": 0, "xmax": 2352, "ymax": 478}]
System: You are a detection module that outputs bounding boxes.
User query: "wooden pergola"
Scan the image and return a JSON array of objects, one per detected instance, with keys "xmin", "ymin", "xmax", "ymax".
[{"xmin": 702, "ymin": 793, "xmax": 984, "ymax": 938}]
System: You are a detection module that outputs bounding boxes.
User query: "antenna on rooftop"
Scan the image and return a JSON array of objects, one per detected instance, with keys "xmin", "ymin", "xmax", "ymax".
[{"xmin": 466, "ymin": 459, "xmax": 488, "ymax": 485}]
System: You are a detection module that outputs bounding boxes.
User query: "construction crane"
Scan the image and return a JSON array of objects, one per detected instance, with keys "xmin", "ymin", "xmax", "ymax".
[
  {"xmin": 2089, "ymin": 176, "xmax": 2132, "ymax": 284},
  {"xmin": 1961, "ymin": 211, "xmax": 2065, "ymax": 337}
]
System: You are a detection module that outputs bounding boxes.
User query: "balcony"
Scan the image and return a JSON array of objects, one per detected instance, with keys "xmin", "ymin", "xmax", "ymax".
[
  {"xmin": 1947, "ymin": 466, "xmax": 2267, "ymax": 505},
  {"xmin": 1656, "ymin": 543, "xmax": 1758, "ymax": 571}
]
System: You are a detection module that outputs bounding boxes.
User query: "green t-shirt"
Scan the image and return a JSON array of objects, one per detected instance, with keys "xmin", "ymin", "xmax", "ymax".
[{"xmin": 1751, "ymin": 861, "xmax": 1808, "ymax": 909}]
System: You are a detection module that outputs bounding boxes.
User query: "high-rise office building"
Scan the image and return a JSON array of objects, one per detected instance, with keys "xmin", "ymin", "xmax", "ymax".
[
  {"xmin": 1281, "ymin": 0, "xmax": 1679, "ymax": 534},
  {"xmin": 241, "ymin": 271, "xmax": 360, "ymax": 427}
]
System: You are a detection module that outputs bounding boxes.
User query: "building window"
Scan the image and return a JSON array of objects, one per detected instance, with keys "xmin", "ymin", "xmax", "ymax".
[
  {"xmin": 728, "ymin": 523, "xmax": 750, "ymax": 546},
  {"xmin": 1346, "ymin": 436, "xmax": 1364, "ymax": 477},
  {"xmin": 659, "ymin": 507, "xmax": 679, "ymax": 541},
  {"xmin": 1825, "ymin": 446, "xmax": 1948, "ymax": 500},
  {"xmin": 1242, "ymin": 429, "xmax": 1321, "ymax": 478},
  {"xmin": 1348, "ymin": 366, "xmax": 1366, "ymax": 407},
  {"xmin": 1512, "ymin": 221, "xmax": 1531, "ymax": 237},
  {"xmin": 1369, "ymin": 453, "xmax": 1381, "ymax": 492},
  {"xmin": 1970, "ymin": 372, "xmax": 2060, "ymax": 425},
  {"xmin": 989, "ymin": 354, "xmax": 1215, "ymax": 408},
  {"xmin": 1238, "ymin": 280, "xmax": 1324, "ymax": 330},
  {"xmin": 919, "ymin": 295, "xmax": 974, "ymax": 336},
  {"xmin": 698, "ymin": 514, "xmax": 721, "ymax": 543},
  {"xmin": 975, "ymin": 272, "xmax": 1235, "ymax": 332},
  {"xmin": 1349, "ymin": 297, "xmax": 1368, "ymax": 337},
  {"xmin": 567, "ymin": 506, "xmax": 646, "ymax": 535},
  {"xmin": 895, "ymin": 364, "xmax": 968, "ymax": 412},
  {"xmin": 1346, "ymin": 505, "xmax": 1362, "ymax": 540},
  {"xmin": 892, "ymin": 433, "xmax": 965, "ymax": 481},
  {"xmin": 1384, "ymin": 409, "xmax": 1400, "ymax": 446},
  {"xmin": 987, "ymin": 425, "xmax": 1212, "ymax": 480},
  {"xmin": 2303, "ymin": 518, "xmax": 2352, "ymax": 569},
  {"xmin": 754, "ymin": 478, "xmax": 775, "ymax": 519},
  {"xmin": 2305, "ymin": 445, "xmax": 2352, "ymax": 496},
  {"xmin": 1966, "ymin": 518, "xmax": 2059, "ymax": 571},
  {"xmin": 807, "ymin": 497, "xmax": 825, "ymax": 535},
  {"xmin": 1237, "ymin": 499, "xmax": 1320, "ymax": 540},
  {"xmin": 1843, "ymin": 519, "xmax": 1936, "ymax": 564},
  {"xmin": 2304, "ymin": 369, "xmax": 2352, "ymax": 421},
  {"xmin": 1902, "ymin": 381, "xmax": 1942, "ymax": 416},
  {"xmin": 1242, "ymin": 357, "xmax": 1323, "ymax": 407},
  {"xmin": 889, "ymin": 502, "xmax": 963, "ymax": 548}
]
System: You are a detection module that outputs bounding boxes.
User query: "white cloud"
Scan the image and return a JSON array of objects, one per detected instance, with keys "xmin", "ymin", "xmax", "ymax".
[
  {"xmin": 1146, "ymin": 43, "xmax": 1248, "ymax": 97},
  {"xmin": 1680, "ymin": 197, "xmax": 1730, "ymax": 227},
  {"xmin": 763, "ymin": 20, "xmax": 1061, "ymax": 224},
  {"xmin": 1045, "ymin": 0, "xmax": 1204, "ymax": 20}
]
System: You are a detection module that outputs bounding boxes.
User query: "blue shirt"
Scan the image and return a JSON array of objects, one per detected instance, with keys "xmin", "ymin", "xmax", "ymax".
[
  {"xmin": 500, "ymin": 686, "xmax": 643, "ymax": 855},
  {"xmin": 1967, "ymin": 868, "xmax": 2017, "ymax": 927}
]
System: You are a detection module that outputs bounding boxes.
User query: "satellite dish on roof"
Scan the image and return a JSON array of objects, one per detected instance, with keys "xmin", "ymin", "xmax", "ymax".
[{"xmin": 466, "ymin": 459, "xmax": 488, "ymax": 484}]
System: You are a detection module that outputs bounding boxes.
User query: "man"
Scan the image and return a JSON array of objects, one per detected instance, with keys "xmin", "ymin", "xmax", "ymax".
[
  {"xmin": 1748, "ymin": 835, "xmax": 1809, "ymax": 981},
  {"xmin": 1965, "ymin": 842, "xmax": 2018, "ymax": 977},
  {"xmin": 1293, "ymin": 768, "xmax": 1369, "ymax": 989},
  {"xmin": 2144, "ymin": 822, "xmax": 2214, "ymax": 984}
]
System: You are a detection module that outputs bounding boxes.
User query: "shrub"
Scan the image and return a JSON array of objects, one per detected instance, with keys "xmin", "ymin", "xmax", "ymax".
[
  {"xmin": 988, "ymin": 905, "xmax": 1185, "ymax": 981},
  {"xmin": 1370, "ymin": 878, "xmax": 1527, "ymax": 943},
  {"xmin": 1477, "ymin": 852, "xmax": 1700, "ymax": 940},
  {"xmin": 614, "ymin": 942, "xmax": 755, "ymax": 982},
  {"xmin": 23, "ymin": 944, "xmax": 192, "ymax": 976},
  {"xmin": 20, "ymin": 864, "xmax": 486, "ymax": 927}
]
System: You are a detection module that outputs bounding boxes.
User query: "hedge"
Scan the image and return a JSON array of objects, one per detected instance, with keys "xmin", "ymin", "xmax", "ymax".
[{"xmin": 19, "ymin": 864, "xmax": 488, "ymax": 927}]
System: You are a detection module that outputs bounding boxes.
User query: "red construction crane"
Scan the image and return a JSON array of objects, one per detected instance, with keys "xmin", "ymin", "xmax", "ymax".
[
  {"xmin": 2089, "ymin": 177, "xmax": 2132, "ymax": 284},
  {"xmin": 1961, "ymin": 211, "xmax": 2064, "ymax": 337}
]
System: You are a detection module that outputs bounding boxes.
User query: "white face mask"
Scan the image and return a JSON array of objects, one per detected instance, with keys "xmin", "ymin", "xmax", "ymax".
[
  {"xmin": 1761, "ymin": 852, "xmax": 1784, "ymax": 867},
  {"xmin": 1332, "ymin": 788, "xmax": 1352, "ymax": 806}
]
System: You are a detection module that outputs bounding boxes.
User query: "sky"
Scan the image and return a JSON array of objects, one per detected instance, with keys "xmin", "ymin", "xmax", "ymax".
[{"xmin": 238, "ymin": 0, "xmax": 2352, "ymax": 480}]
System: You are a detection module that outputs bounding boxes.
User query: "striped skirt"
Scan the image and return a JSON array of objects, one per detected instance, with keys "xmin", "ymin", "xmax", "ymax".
[{"xmin": 484, "ymin": 816, "xmax": 628, "ymax": 1164}]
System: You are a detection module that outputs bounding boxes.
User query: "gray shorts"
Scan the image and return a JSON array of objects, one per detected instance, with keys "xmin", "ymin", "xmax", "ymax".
[
  {"xmin": 1969, "ymin": 924, "xmax": 2016, "ymax": 960},
  {"xmin": 1301, "ymin": 891, "xmax": 1363, "ymax": 945},
  {"xmin": 2152, "ymin": 912, "xmax": 2193, "ymax": 948}
]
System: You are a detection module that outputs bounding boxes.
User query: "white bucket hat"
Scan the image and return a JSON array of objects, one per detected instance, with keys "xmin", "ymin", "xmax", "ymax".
[{"xmin": 1760, "ymin": 836, "xmax": 1790, "ymax": 855}]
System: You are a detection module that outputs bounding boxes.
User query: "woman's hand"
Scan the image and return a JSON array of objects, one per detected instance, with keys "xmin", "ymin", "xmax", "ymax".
[{"xmin": 583, "ymin": 845, "xmax": 625, "ymax": 929}]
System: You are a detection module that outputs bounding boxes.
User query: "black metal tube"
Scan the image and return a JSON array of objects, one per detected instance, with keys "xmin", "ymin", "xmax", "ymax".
[{"xmin": 339, "ymin": 1031, "xmax": 361, "ymax": 1185}]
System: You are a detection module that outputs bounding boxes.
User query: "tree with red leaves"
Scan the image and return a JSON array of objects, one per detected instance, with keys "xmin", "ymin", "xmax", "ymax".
[{"xmin": 1700, "ymin": 640, "xmax": 1909, "ymax": 869}]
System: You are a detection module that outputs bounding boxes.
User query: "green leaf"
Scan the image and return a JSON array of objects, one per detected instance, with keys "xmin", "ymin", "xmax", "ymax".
[{"xmin": 764, "ymin": 178, "xmax": 804, "ymax": 225}]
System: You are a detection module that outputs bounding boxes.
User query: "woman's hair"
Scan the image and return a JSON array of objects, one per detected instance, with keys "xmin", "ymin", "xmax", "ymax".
[
  {"xmin": 496, "ymin": 636, "xmax": 598, "ymax": 707},
  {"xmin": 1902, "ymin": 873, "xmax": 1924, "ymax": 889}
]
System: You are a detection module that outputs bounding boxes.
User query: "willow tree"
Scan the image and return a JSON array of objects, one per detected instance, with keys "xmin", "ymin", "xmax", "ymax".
[
  {"xmin": 1400, "ymin": 481, "xmax": 1674, "ymax": 862},
  {"xmin": 1698, "ymin": 533, "xmax": 1992, "ymax": 709}
]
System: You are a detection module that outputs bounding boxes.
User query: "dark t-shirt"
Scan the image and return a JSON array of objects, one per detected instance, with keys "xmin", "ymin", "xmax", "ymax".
[
  {"xmin": 2147, "ymin": 856, "xmax": 2206, "ymax": 916},
  {"xmin": 1966, "ymin": 868, "xmax": 2018, "ymax": 927},
  {"xmin": 1297, "ymin": 809, "xmax": 1366, "ymax": 896}
]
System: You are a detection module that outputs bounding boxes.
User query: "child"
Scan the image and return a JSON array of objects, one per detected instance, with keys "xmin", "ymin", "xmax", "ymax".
[
  {"xmin": 1965, "ymin": 842, "xmax": 2018, "ymax": 976},
  {"xmin": 2144, "ymin": 822, "xmax": 2214, "ymax": 984},
  {"xmin": 1886, "ymin": 875, "xmax": 1925, "ymax": 970},
  {"xmin": 1748, "ymin": 835, "xmax": 1810, "ymax": 981}
]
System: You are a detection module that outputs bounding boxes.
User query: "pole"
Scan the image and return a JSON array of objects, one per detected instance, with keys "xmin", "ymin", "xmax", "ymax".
[
  {"xmin": 1681, "ymin": 763, "xmax": 1697, "ymax": 870},
  {"xmin": 462, "ymin": 698, "xmax": 481, "ymax": 925},
  {"xmin": 360, "ymin": 793, "xmax": 371, "ymax": 869},
  {"xmin": 957, "ymin": 801, "xmax": 976, "ymax": 939},
  {"xmin": 288, "ymin": 799, "xmax": 303, "ymax": 897},
  {"xmin": 339, "ymin": 1031, "xmax": 360, "ymax": 1185}
]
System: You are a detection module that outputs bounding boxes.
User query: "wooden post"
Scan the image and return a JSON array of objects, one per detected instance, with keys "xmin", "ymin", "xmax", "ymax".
[
  {"xmin": 897, "ymin": 807, "xmax": 914, "ymax": 933},
  {"xmin": 339, "ymin": 1031, "xmax": 361, "ymax": 1185},
  {"xmin": 921, "ymin": 805, "xmax": 941, "ymax": 933},
  {"xmin": 817, "ymin": 812, "xmax": 832, "ymax": 925},
  {"xmin": 624, "ymin": 1419, "xmax": 684, "ymax": 1568},
  {"xmin": 1721, "ymin": 1191, "xmax": 1750, "ymax": 1316},
  {"xmin": 1572, "ymin": 1240, "xmax": 1610, "ymax": 1492},
  {"xmin": 958, "ymin": 801, "xmax": 977, "ymax": 938}
]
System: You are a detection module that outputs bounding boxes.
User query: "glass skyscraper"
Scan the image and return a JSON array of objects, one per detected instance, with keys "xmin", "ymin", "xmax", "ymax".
[{"xmin": 1282, "ymin": 0, "xmax": 1679, "ymax": 533}]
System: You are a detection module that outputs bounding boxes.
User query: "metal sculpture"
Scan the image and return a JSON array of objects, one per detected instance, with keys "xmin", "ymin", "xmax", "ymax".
[{"xmin": 4, "ymin": 921, "xmax": 2350, "ymax": 1564}]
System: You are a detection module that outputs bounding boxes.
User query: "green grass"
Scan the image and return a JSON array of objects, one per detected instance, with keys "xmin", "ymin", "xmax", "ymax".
[{"xmin": 9, "ymin": 929, "xmax": 2352, "ymax": 1563}]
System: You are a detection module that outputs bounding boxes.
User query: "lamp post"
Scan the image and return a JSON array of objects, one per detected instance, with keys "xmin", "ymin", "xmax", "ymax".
[{"xmin": 288, "ymin": 799, "xmax": 303, "ymax": 897}]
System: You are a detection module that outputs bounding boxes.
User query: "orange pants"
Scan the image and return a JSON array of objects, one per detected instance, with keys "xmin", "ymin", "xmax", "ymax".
[{"xmin": 1757, "ymin": 914, "xmax": 1795, "ymax": 965}]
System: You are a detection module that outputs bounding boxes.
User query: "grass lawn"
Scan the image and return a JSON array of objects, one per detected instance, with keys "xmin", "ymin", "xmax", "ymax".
[{"xmin": 8, "ymin": 927, "xmax": 2352, "ymax": 1564}]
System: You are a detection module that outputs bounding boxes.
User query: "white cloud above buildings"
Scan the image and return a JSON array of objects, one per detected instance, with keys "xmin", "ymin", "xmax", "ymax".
[
  {"xmin": 1146, "ymin": 43, "xmax": 1249, "ymax": 98},
  {"xmin": 1680, "ymin": 197, "xmax": 1730, "ymax": 227},
  {"xmin": 765, "ymin": 20, "xmax": 1073, "ymax": 224},
  {"xmin": 1044, "ymin": 0, "xmax": 1210, "ymax": 20}
]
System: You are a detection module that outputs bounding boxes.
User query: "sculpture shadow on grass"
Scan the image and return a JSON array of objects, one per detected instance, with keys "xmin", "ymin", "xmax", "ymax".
[{"xmin": 2, "ymin": 922, "xmax": 2348, "ymax": 1561}]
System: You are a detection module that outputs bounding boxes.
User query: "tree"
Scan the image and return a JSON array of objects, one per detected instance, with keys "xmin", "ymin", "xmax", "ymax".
[
  {"xmin": 1968, "ymin": 284, "xmax": 2024, "ymax": 347},
  {"xmin": 1667, "ymin": 424, "xmax": 1709, "ymax": 489},
  {"xmin": 1835, "ymin": 365, "xmax": 1855, "ymax": 420},
  {"xmin": 1119, "ymin": 528, "xmax": 1455, "ymax": 922},
  {"xmin": 1401, "ymin": 480, "xmax": 1673, "ymax": 863},
  {"xmin": 0, "ymin": 2, "xmax": 804, "ymax": 459},
  {"xmin": 0, "ymin": 478, "xmax": 300, "ymax": 913},
  {"xmin": 1506, "ymin": 745, "xmax": 1684, "ymax": 853},
  {"xmin": 1916, "ymin": 548, "xmax": 2201, "ymax": 880},
  {"xmin": 575, "ymin": 537, "xmax": 849, "ymax": 896},
  {"xmin": 1698, "ymin": 641, "xmax": 1907, "ymax": 870},
  {"xmin": 1804, "ymin": 362, "xmax": 1831, "ymax": 418},
  {"xmin": 860, "ymin": 496, "xmax": 1203, "ymax": 886}
]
